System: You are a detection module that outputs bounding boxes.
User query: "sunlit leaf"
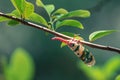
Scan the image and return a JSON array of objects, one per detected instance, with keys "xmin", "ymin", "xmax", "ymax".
[
  {"xmin": 115, "ymin": 75, "xmax": 120, "ymax": 80},
  {"xmin": 59, "ymin": 10, "xmax": 90, "ymax": 20},
  {"xmin": 36, "ymin": 0, "xmax": 45, "ymax": 7},
  {"xmin": 11, "ymin": 10, "xmax": 20, "ymax": 17},
  {"xmin": 5, "ymin": 48, "xmax": 34, "ymax": 80},
  {"xmin": 91, "ymin": 67, "xmax": 105, "ymax": 80},
  {"xmin": 52, "ymin": 8, "xmax": 68, "ymax": 15},
  {"xmin": 23, "ymin": 1, "xmax": 34, "ymax": 18},
  {"xmin": 89, "ymin": 30, "xmax": 117, "ymax": 42},
  {"xmin": 78, "ymin": 62, "xmax": 94, "ymax": 77},
  {"xmin": 51, "ymin": 14, "xmax": 64, "ymax": 21},
  {"xmin": 11, "ymin": 0, "xmax": 34, "ymax": 18},
  {"xmin": 45, "ymin": 4, "xmax": 55, "ymax": 16},
  {"xmin": 0, "ymin": 10, "xmax": 20, "ymax": 23},
  {"xmin": 11, "ymin": 0, "xmax": 26, "ymax": 15},
  {"xmin": 0, "ymin": 17, "xmax": 9, "ymax": 22},
  {"xmin": 0, "ymin": 11, "xmax": 19, "ymax": 22},
  {"xmin": 79, "ymin": 56, "xmax": 120, "ymax": 80},
  {"xmin": 27, "ymin": 13, "xmax": 48, "ymax": 26},
  {"xmin": 103, "ymin": 56, "xmax": 120, "ymax": 78},
  {"xmin": 61, "ymin": 42, "xmax": 67, "ymax": 48},
  {"xmin": 36, "ymin": 0, "xmax": 55, "ymax": 16},
  {"xmin": 56, "ymin": 19, "xmax": 84, "ymax": 30},
  {"xmin": 79, "ymin": 62, "xmax": 105, "ymax": 80}
]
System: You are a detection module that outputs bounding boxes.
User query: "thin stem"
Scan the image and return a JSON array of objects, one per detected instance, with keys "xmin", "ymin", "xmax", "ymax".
[
  {"xmin": 0, "ymin": 12, "xmax": 120, "ymax": 54},
  {"xmin": 79, "ymin": 40, "xmax": 120, "ymax": 53},
  {"xmin": 50, "ymin": 17, "xmax": 54, "ymax": 30}
]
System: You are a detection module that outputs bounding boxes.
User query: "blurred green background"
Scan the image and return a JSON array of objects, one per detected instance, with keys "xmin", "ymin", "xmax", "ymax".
[{"xmin": 0, "ymin": 0, "xmax": 120, "ymax": 80}]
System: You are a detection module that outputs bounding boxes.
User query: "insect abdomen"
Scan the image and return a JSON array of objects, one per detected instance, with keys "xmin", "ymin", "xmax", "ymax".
[
  {"xmin": 68, "ymin": 43, "xmax": 95, "ymax": 66},
  {"xmin": 80, "ymin": 48, "xmax": 95, "ymax": 66},
  {"xmin": 52, "ymin": 37, "xmax": 95, "ymax": 66}
]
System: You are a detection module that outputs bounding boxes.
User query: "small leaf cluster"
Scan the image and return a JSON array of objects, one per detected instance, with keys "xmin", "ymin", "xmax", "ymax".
[
  {"xmin": 0, "ymin": 0, "xmax": 117, "ymax": 42},
  {"xmin": 35, "ymin": 0, "xmax": 91, "ymax": 37},
  {"xmin": 35, "ymin": 0, "xmax": 117, "ymax": 42},
  {"xmin": 0, "ymin": 0, "xmax": 89, "ymax": 29}
]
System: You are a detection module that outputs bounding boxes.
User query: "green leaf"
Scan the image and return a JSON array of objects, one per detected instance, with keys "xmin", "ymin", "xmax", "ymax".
[
  {"xmin": 0, "ymin": 16, "xmax": 9, "ymax": 22},
  {"xmin": 0, "ymin": 11, "xmax": 20, "ymax": 22},
  {"xmin": 59, "ymin": 10, "xmax": 90, "ymax": 20},
  {"xmin": 27, "ymin": 13, "xmax": 48, "ymax": 26},
  {"xmin": 8, "ymin": 20, "xmax": 19, "ymax": 26},
  {"xmin": 79, "ymin": 56, "xmax": 120, "ymax": 80},
  {"xmin": 23, "ymin": 1, "xmax": 34, "ymax": 18},
  {"xmin": 11, "ymin": 0, "xmax": 34, "ymax": 18},
  {"xmin": 116, "ymin": 75, "xmax": 120, "ymax": 80},
  {"xmin": 52, "ymin": 8, "xmax": 68, "ymax": 15},
  {"xmin": 11, "ymin": 10, "xmax": 21, "ymax": 17},
  {"xmin": 56, "ymin": 19, "xmax": 84, "ymax": 30},
  {"xmin": 36, "ymin": 0, "xmax": 54, "ymax": 16},
  {"xmin": 44, "ymin": 4, "xmax": 55, "ymax": 16},
  {"xmin": 36, "ymin": 0, "xmax": 45, "ymax": 7},
  {"xmin": 89, "ymin": 30, "xmax": 117, "ymax": 42},
  {"xmin": 0, "ymin": 10, "xmax": 20, "ymax": 23},
  {"xmin": 11, "ymin": 0, "xmax": 26, "ymax": 15},
  {"xmin": 103, "ymin": 56, "xmax": 120, "ymax": 78},
  {"xmin": 61, "ymin": 42, "xmax": 67, "ymax": 48},
  {"xmin": 5, "ymin": 48, "xmax": 34, "ymax": 80}
]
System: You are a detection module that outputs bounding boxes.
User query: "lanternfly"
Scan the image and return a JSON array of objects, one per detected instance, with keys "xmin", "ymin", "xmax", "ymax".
[{"xmin": 52, "ymin": 37, "xmax": 95, "ymax": 67}]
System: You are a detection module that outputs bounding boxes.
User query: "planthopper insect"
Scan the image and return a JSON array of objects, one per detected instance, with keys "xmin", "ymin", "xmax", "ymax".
[{"xmin": 52, "ymin": 37, "xmax": 95, "ymax": 67}]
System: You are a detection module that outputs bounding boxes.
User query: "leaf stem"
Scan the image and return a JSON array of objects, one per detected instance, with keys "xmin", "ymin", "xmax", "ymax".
[
  {"xmin": 49, "ymin": 17, "xmax": 54, "ymax": 30},
  {"xmin": 0, "ymin": 12, "xmax": 120, "ymax": 54}
]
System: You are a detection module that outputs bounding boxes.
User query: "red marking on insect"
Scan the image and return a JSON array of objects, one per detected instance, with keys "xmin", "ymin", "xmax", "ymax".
[
  {"xmin": 52, "ymin": 37, "xmax": 69, "ymax": 44},
  {"xmin": 52, "ymin": 37, "xmax": 78, "ymax": 46},
  {"xmin": 52, "ymin": 36, "xmax": 95, "ymax": 67}
]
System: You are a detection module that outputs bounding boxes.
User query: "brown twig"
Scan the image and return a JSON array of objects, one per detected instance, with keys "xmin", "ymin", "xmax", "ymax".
[{"xmin": 0, "ymin": 12, "xmax": 120, "ymax": 54}]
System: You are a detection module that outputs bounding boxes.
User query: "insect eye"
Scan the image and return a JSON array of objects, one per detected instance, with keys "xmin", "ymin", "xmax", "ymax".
[{"xmin": 69, "ymin": 43, "xmax": 75, "ymax": 47}]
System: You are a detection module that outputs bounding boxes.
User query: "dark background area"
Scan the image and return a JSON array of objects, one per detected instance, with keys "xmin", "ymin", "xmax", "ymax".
[{"xmin": 0, "ymin": 0, "xmax": 120, "ymax": 80}]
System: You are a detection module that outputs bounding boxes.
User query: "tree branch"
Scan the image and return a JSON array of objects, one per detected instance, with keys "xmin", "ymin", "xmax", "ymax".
[{"xmin": 0, "ymin": 12, "xmax": 120, "ymax": 54}]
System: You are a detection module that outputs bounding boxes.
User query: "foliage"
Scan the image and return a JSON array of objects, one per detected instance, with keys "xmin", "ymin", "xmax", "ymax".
[
  {"xmin": 0, "ymin": 0, "xmax": 116, "ymax": 41},
  {"xmin": 116, "ymin": 75, "xmax": 120, "ymax": 80},
  {"xmin": 89, "ymin": 30, "xmax": 117, "ymax": 42},
  {"xmin": 3, "ymin": 48, "xmax": 35, "ymax": 80},
  {"xmin": 78, "ymin": 56, "xmax": 120, "ymax": 80},
  {"xmin": 0, "ymin": 0, "xmax": 119, "ymax": 80}
]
